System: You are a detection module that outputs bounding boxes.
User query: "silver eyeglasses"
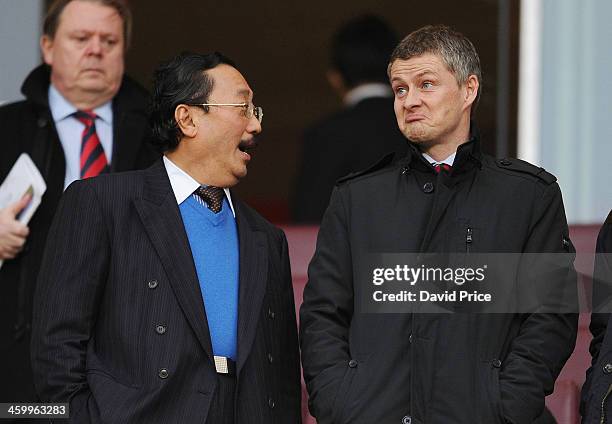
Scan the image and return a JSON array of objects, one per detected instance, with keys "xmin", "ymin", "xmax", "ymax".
[{"xmin": 190, "ymin": 102, "xmax": 263, "ymax": 123}]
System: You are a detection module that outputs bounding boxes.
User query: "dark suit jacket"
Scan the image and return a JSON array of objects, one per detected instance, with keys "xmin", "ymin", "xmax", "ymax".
[
  {"xmin": 292, "ymin": 96, "xmax": 407, "ymax": 223},
  {"xmin": 31, "ymin": 161, "xmax": 301, "ymax": 423},
  {"xmin": 0, "ymin": 65, "xmax": 157, "ymax": 404},
  {"xmin": 581, "ymin": 210, "xmax": 612, "ymax": 423}
]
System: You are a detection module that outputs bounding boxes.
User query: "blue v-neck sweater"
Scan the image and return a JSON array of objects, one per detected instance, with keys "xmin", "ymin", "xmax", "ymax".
[{"xmin": 179, "ymin": 195, "xmax": 239, "ymax": 359}]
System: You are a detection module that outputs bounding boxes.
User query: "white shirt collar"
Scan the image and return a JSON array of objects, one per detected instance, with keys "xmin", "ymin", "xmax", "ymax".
[
  {"xmin": 162, "ymin": 156, "xmax": 236, "ymax": 218},
  {"xmin": 422, "ymin": 152, "xmax": 456, "ymax": 166},
  {"xmin": 48, "ymin": 84, "xmax": 113, "ymax": 124},
  {"xmin": 344, "ymin": 82, "xmax": 392, "ymax": 107}
]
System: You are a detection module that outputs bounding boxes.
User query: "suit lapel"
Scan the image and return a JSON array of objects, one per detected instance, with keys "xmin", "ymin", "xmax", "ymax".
[
  {"xmin": 134, "ymin": 172, "xmax": 269, "ymax": 372},
  {"xmin": 234, "ymin": 199, "xmax": 268, "ymax": 374},
  {"xmin": 133, "ymin": 161, "xmax": 214, "ymax": 360}
]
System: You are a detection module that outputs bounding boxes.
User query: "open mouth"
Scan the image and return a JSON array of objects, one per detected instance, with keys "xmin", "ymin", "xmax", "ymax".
[{"xmin": 238, "ymin": 138, "xmax": 258, "ymax": 153}]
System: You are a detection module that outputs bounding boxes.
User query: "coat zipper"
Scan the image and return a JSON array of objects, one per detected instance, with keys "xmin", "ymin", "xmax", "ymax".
[
  {"xmin": 466, "ymin": 227, "xmax": 473, "ymax": 253},
  {"xmin": 601, "ymin": 383, "xmax": 612, "ymax": 423}
]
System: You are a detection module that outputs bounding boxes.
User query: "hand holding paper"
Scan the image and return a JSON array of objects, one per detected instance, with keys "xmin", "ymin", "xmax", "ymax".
[
  {"xmin": 0, "ymin": 194, "xmax": 31, "ymax": 259},
  {"xmin": 0, "ymin": 153, "xmax": 46, "ymax": 266}
]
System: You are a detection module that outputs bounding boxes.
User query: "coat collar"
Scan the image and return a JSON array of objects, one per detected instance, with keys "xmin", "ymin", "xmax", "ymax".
[
  {"xmin": 21, "ymin": 64, "xmax": 147, "ymax": 112},
  {"xmin": 402, "ymin": 123, "xmax": 483, "ymax": 175},
  {"xmin": 20, "ymin": 64, "xmax": 52, "ymax": 107}
]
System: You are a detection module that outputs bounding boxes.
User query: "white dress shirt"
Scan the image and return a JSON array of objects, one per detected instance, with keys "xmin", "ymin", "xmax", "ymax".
[
  {"xmin": 163, "ymin": 156, "xmax": 236, "ymax": 217},
  {"xmin": 48, "ymin": 84, "xmax": 113, "ymax": 189},
  {"xmin": 422, "ymin": 152, "xmax": 456, "ymax": 167},
  {"xmin": 344, "ymin": 82, "xmax": 392, "ymax": 107}
]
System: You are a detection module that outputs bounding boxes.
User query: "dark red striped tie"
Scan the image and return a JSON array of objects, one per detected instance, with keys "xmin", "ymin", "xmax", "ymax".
[
  {"xmin": 74, "ymin": 110, "xmax": 109, "ymax": 178},
  {"xmin": 434, "ymin": 163, "xmax": 452, "ymax": 174}
]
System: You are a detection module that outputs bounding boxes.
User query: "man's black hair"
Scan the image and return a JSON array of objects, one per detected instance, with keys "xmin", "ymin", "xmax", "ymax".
[
  {"xmin": 331, "ymin": 14, "xmax": 398, "ymax": 88},
  {"xmin": 149, "ymin": 51, "xmax": 237, "ymax": 152}
]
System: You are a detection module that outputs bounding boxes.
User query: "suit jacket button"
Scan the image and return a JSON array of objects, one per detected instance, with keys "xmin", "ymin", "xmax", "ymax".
[
  {"xmin": 604, "ymin": 363, "xmax": 612, "ymax": 374},
  {"xmin": 348, "ymin": 359, "xmax": 358, "ymax": 368},
  {"xmin": 158, "ymin": 368, "xmax": 169, "ymax": 379},
  {"xmin": 492, "ymin": 359, "xmax": 502, "ymax": 368},
  {"xmin": 562, "ymin": 237, "xmax": 571, "ymax": 249},
  {"xmin": 422, "ymin": 182, "xmax": 434, "ymax": 193},
  {"xmin": 268, "ymin": 308, "xmax": 275, "ymax": 319},
  {"xmin": 267, "ymin": 353, "xmax": 274, "ymax": 363},
  {"xmin": 155, "ymin": 324, "xmax": 167, "ymax": 335},
  {"xmin": 268, "ymin": 397, "xmax": 275, "ymax": 409},
  {"xmin": 148, "ymin": 280, "xmax": 158, "ymax": 289}
]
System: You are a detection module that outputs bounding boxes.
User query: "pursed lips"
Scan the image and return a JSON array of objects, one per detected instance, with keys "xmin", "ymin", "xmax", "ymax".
[{"xmin": 405, "ymin": 114, "xmax": 426, "ymax": 123}]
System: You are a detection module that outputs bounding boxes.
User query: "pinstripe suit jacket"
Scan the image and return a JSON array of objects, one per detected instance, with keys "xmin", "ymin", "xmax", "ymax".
[{"xmin": 31, "ymin": 161, "xmax": 301, "ymax": 423}]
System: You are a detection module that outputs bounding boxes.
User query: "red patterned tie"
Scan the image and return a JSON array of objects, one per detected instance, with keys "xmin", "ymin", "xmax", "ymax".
[
  {"xmin": 74, "ymin": 110, "xmax": 109, "ymax": 178},
  {"xmin": 434, "ymin": 163, "xmax": 452, "ymax": 174}
]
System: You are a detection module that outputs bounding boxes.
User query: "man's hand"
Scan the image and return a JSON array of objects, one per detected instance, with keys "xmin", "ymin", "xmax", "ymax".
[{"xmin": 0, "ymin": 195, "xmax": 31, "ymax": 260}]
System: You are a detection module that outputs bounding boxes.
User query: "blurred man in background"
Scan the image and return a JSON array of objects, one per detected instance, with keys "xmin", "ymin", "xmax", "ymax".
[
  {"xmin": 292, "ymin": 14, "xmax": 407, "ymax": 223},
  {"xmin": 0, "ymin": 0, "xmax": 156, "ymax": 406}
]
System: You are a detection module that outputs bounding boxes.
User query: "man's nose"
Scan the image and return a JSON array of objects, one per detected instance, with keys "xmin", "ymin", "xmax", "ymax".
[
  {"xmin": 86, "ymin": 36, "xmax": 103, "ymax": 55},
  {"xmin": 403, "ymin": 88, "xmax": 422, "ymax": 109},
  {"xmin": 247, "ymin": 115, "xmax": 262, "ymax": 135}
]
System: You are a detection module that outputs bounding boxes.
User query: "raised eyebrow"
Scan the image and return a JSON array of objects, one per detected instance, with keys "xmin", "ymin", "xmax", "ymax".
[{"xmin": 415, "ymin": 70, "xmax": 438, "ymax": 79}]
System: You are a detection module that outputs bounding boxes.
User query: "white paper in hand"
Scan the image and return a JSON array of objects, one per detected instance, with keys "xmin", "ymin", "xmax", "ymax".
[
  {"xmin": 0, "ymin": 153, "xmax": 46, "ymax": 269},
  {"xmin": 0, "ymin": 153, "xmax": 47, "ymax": 224}
]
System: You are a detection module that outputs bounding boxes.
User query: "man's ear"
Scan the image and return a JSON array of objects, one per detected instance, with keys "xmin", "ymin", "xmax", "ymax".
[
  {"xmin": 464, "ymin": 74, "xmax": 479, "ymax": 107},
  {"xmin": 40, "ymin": 35, "xmax": 54, "ymax": 66},
  {"xmin": 175, "ymin": 104, "xmax": 198, "ymax": 138}
]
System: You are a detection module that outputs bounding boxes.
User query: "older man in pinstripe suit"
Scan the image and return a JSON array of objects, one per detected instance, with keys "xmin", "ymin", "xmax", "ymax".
[{"xmin": 31, "ymin": 52, "xmax": 301, "ymax": 423}]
